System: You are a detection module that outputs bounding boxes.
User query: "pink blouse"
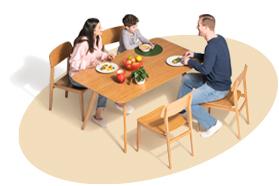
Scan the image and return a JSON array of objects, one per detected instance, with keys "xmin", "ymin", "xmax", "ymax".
[{"xmin": 69, "ymin": 37, "xmax": 108, "ymax": 77}]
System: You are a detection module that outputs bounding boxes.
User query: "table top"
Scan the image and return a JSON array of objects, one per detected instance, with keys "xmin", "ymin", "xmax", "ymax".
[{"xmin": 73, "ymin": 38, "xmax": 191, "ymax": 104}]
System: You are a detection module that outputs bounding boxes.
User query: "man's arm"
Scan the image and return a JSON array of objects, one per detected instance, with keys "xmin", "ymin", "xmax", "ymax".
[
  {"xmin": 194, "ymin": 53, "xmax": 204, "ymax": 61},
  {"xmin": 188, "ymin": 46, "xmax": 216, "ymax": 75}
]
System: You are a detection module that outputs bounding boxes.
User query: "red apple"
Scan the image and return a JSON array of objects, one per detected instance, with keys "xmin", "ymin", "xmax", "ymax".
[{"xmin": 116, "ymin": 69, "xmax": 126, "ymax": 83}]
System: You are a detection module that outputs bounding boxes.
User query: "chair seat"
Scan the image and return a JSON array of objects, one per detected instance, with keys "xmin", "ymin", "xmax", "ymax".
[
  {"xmin": 54, "ymin": 74, "xmax": 87, "ymax": 92},
  {"xmin": 55, "ymin": 74, "xmax": 70, "ymax": 86},
  {"xmin": 137, "ymin": 106, "xmax": 187, "ymax": 135},
  {"xmin": 203, "ymin": 90, "xmax": 241, "ymax": 110}
]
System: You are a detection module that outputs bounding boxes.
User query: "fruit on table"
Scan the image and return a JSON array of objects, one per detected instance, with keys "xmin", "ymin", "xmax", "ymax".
[
  {"xmin": 136, "ymin": 55, "xmax": 142, "ymax": 62},
  {"xmin": 123, "ymin": 55, "xmax": 143, "ymax": 70},
  {"xmin": 116, "ymin": 69, "xmax": 126, "ymax": 83}
]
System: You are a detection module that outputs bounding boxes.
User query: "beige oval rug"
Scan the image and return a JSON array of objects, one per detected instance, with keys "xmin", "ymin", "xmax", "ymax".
[{"xmin": 19, "ymin": 35, "xmax": 277, "ymax": 184}]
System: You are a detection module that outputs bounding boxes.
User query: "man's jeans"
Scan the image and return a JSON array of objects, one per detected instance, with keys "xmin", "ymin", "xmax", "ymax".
[
  {"xmin": 177, "ymin": 73, "xmax": 228, "ymax": 130},
  {"xmin": 69, "ymin": 76, "xmax": 107, "ymax": 108}
]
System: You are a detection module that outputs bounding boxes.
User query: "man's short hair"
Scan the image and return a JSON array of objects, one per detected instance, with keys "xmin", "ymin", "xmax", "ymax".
[
  {"xmin": 122, "ymin": 14, "xmax": 139, "ymax": 27},
  {"xmin": 199, "ymin": 14, "xmax": 215, "ymax": 31}
]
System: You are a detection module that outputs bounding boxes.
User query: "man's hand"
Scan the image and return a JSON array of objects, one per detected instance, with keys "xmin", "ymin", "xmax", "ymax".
[
  {"xmin": 183, "ymin": 56, "xmax": 190, "ymax": 65},
  {"xmin": 184, "ymin": 50, "xmax": 194, "ymax": 58}
]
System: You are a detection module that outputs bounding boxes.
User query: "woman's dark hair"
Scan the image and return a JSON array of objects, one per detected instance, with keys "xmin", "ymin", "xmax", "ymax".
[
  {"xmin": 74, "ymin": 18, "xmax": 100, "ymax": 53},
  {"xmin": 122, "ymin": 14, "xmax": 139, "ymax": 27}
]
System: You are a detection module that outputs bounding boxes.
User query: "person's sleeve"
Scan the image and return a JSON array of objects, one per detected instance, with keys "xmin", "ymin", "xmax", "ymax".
[
  {"xmin": 69, "ymin": 42, "xmax": 88, "ymax": 71},
  {"xmin": 193, "ymin": 53, "xmax": 204, "ymax": 61},
  {"xmin": 121, "ymin": 30, "xmax": 138, "ymax": 50},
  {"xmin": 188, "ymin": 46, "xmax": 216, "ymax": 75},
  {"xmin": 137, "ymin": 30, "xmax": 150, "ymax": 44},
  {"xmin": 100, "ymin": 51, "xmax": 109, "ymax": 61}
]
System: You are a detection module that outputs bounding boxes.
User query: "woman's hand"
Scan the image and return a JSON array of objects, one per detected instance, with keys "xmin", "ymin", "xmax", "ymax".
[{"xmin": 107, "ymin": 54, "xmax": 115, "ymax": 61}]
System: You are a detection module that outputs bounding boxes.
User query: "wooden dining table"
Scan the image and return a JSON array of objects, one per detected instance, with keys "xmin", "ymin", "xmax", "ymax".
[{"xmin": 73, "ymin": 38, "xmax": 192, "ymax": 153}]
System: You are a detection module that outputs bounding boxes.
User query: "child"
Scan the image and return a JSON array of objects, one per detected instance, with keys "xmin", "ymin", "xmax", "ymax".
[{"xmin": 117, "ymin": 14, "xmax": 153, "ymax": 53}]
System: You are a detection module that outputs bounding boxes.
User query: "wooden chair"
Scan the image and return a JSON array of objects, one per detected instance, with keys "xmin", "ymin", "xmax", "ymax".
[
  {"xmin": 136, "ymin": 93, "xmax": 194, "ymax": 169},
  {"xmin": 102, "ymin": 26, "xmax": 123, "ymax": 45},
  {"xmin": 49, "ymin": 41, "xmax": 87, "ymax": 121},
  {"xmin": 202, "ymin": 64, "xmax": 250, "ymax": 139}
]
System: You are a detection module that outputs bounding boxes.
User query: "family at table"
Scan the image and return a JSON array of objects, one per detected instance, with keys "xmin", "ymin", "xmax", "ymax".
[{"xmin": 68, "ymin": 14, "xmax": 232, "ymax": 138}]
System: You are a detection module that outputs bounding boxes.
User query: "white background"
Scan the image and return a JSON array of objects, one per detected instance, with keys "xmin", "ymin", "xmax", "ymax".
[{"xmin": 1, "ymin": 0, "xmax": 278, "ymax": 185}]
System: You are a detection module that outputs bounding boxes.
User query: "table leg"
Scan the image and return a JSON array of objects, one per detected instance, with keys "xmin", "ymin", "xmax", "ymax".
[
  {"xmin": 81, "ymin": 91, "xmax": 97, "ymax": 130},
  {"xmin": 123, "ymin": 104, "xmax": 127, "ymax": 153}
]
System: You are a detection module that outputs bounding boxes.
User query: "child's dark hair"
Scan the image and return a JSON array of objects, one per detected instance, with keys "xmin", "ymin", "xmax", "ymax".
[{"xmin": 122, "ymin": 14, "xmax": 139, "ymax": 27}]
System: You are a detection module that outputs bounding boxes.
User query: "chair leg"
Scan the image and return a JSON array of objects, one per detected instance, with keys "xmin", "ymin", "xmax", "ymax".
[
  {"xmin": 235, "ymin": 110, "xmax": 241, "ymax": 139},
  {"xmin": 189, "ymin": 131, "xmax": 194, "ymax": 156},
  {"xmin": 80, "ymin": 93, "xmax": 84, "ymax": 121},
  {"xmin": 136, "ymin": 123, "xmax": 141, "ymax": 151},
  {"xmin": 49, "ymin": 87, "xmax": 54, "ymax": 111},
  {"xmin": 65, "ymin": 90, "xmax": 68, "ymax": 98},
  {"xmin": 245, "ymin": 99, "xmax": 250, "ymax": 124},
  {"xmin": 166, "ymin": 138, "xmax": 172, "ymax": 169}
]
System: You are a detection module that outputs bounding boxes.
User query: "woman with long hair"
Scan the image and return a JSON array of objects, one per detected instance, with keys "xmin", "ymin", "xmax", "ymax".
[{"xmin": 69, "ymin": 18, "xmax": 114, "ymax": 127}]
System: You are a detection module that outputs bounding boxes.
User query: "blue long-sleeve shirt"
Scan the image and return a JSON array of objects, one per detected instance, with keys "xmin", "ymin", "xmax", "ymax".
[{"xmin": 188, "ymin": 35, "xmax": 232, "ymax": 91}]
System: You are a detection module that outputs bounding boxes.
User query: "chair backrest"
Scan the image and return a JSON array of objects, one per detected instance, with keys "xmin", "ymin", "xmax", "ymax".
[
  {"xmin": 160, "ymin": 93, "xmax": 192, "ymax": 132},
  {"xmin": 163, "ymin": 93, "xmax": 192, "ymax": 118},
  {"xmin": 49, "ymin": 41, "xmax": 73, "ymax": 67},
  {"xmin": 102, "ymin": 26, "xmax": 123, "ymax": 45},
  {"xmin": 230, "ymin": 64, "xmax": 248, "ymax": 104},
  {"xmin": 49, "ymin": 41, "xmax": 73, "ymax": 87},
  {"xmin": 231, "ymin": 64, "xmax": 248, "ymax": 92}
]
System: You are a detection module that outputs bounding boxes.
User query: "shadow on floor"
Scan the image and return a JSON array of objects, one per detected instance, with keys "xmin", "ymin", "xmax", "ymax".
[{"xmin": 10, "ymin": 56, "xmax": 65, "ymax": 96}]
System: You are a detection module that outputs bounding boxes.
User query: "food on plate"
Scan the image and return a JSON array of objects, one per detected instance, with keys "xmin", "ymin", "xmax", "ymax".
[
  {"xmin": 100, "ymin": 63, "xmax": 115, "ymax": 71},
  {"xmin": 172, "ymin": 57, "xmax": 182, "ymax": 64},
  {"xmin": 139, "ymin": 44, "xmax": 152, "ymax": 52}
]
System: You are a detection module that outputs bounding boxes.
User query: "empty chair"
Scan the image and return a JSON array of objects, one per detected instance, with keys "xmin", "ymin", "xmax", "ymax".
[
  {"xmin": 202, "ymin": 64, "xmax": 250, "ymax": 139},
  {"xmin": 136, "ymin": 93, "xmax": 194, "ymax": 169},
  {"xmin": 49, "ymin": 41, "xmax": 87, "ymax": 121}
]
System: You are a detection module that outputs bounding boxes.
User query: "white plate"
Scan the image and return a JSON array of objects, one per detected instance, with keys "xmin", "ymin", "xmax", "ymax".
[
  {"xmin": 166, "ymin": 55, "xmax": 184, "ymax": 67},
  {"xmin": 96, "ymin": 62, "xmax": 118, "ymax": 74}
]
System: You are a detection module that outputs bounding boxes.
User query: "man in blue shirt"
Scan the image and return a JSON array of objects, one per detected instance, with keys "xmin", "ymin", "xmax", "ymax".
[{"xmin": 178, "ymin": 14, "xmax": 232, "ymax": 138}]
